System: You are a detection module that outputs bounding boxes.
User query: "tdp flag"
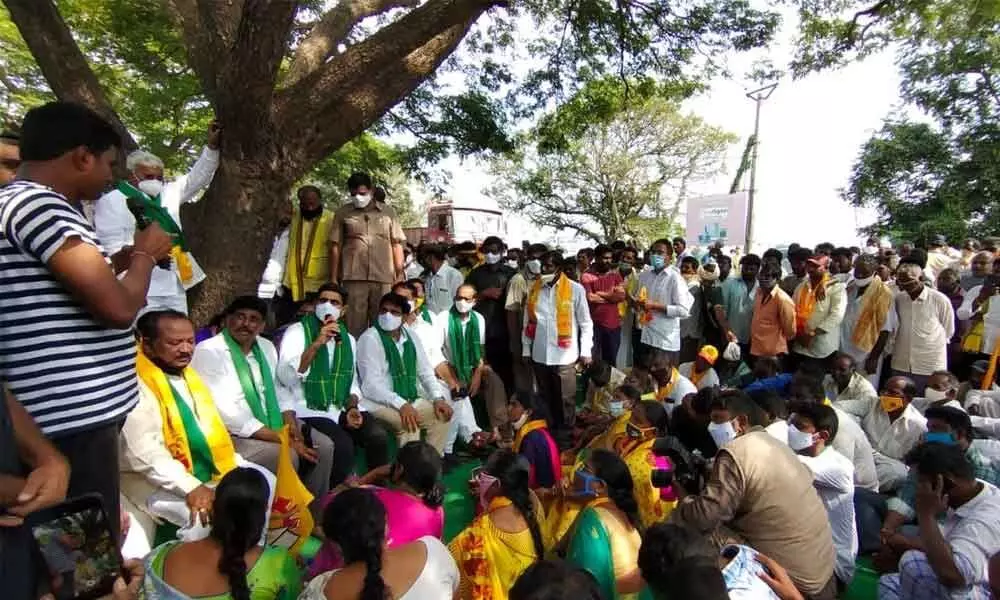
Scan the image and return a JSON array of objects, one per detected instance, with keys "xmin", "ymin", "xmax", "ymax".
[{"xmin": 266, "ymin": 426, "xmax": 314, "ymax": 554}]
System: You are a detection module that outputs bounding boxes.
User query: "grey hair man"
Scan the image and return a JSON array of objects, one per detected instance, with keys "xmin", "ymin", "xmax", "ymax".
[
  {"xmin": 891, "ymin": 262, "xmax": 955, "ymax": 394},
  {"xmin": 91, "ymin": 121, "xmax": 222, "ymax": 314}
]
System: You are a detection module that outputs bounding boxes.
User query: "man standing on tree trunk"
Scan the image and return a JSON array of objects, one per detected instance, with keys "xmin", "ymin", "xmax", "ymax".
[
  {"xmin": 92, "ymin": 121, "xmax": 221, "ymax": 315},
  {"xmin": 330, "ymin": 172, "xmax": 406, "ymax": 337}
]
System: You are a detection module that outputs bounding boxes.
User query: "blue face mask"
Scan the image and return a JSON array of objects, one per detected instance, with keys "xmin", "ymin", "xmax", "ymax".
[
  {"xmin": 570, "ymin": 469, "xmax": 605, "ymax": 498},
  {"xmin": 925, "ymin": 432, "xmax": 957, "ymax": 445},
  {"xmin": 650, "ymin": 255, "xmax": 666, "ymax": 270}
]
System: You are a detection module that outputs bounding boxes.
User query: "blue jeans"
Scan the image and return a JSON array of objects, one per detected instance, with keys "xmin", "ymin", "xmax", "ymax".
[
  {"xmin": 855, "ymin": 488, "xmax": 888, "ymax": 554},
  {"xmin": 594, "ymin": 325, "xmax": 622, "ymax": 365}
]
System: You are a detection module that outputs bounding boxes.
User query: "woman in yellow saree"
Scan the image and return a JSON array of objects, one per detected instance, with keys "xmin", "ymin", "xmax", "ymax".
[
  {"xmin": 561, "ymin": 449, "xmax": 645, "ymax": 600},
  {"xmin": 612, "ymin": 400, "xmax": 676, "ymax": 528},
  {"xmin": 449, "ymin": 450, "xmax": 548, "ymax": 600}
]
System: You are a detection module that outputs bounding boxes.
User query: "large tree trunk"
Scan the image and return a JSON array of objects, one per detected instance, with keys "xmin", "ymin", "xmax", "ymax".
[{"xmin": 182, "ymin": 157, "xmax": 294, "ymax": 324}]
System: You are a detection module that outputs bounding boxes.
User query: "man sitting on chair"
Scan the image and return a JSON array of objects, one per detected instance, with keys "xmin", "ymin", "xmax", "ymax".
[
  {"xmin": 357, "ymin": 292, "xmax": 454, "ymax": 454},
  {"xmin": 120, "ymin": 310, "xmax": 275, "ymax": 557}
]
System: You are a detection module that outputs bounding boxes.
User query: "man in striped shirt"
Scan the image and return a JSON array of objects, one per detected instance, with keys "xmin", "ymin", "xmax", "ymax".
[{"xmin": 0, "ymin": 101, "xmax": 171, "ymax": 542}]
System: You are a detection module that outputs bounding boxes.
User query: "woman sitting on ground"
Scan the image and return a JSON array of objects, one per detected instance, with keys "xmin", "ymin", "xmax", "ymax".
[
  {"xmin": 301, "ymin": 487, "xmax": 459, "ymax": 600},
  {"xmin": 449, "ymin": 449, "xmax": 549, "ymax": 600},
  {"xmin": 309, "ymin": 441, "xmax": 445, "ymax": 578},
  {"xmin": 612, "ymin": 400, "xmax": 676, "ymax": 527},
  {"xmin": 560, "ymin": 449, "xmax": 645, "ymax": 600},
  {"xmin": 141, "ymin": 467, "xmax": 300, "ymax": 600},
  {"xmin": 509, "ymin": 391, "xmax": 561, "ymax": 490}
]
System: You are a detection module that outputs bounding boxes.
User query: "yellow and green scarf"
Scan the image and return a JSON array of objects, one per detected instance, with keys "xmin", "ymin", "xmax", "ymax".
[
  {"xmin": 117, "ymin": 180, "xmax": 193, "ymax": 283},
  {"xmin": 301, "ymin": 315, "xmax": 355, "ymax": 411}
]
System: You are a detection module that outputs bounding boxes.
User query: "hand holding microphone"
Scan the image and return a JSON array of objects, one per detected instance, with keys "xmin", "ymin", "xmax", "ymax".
[{"xmin": 126, "ymin": 196, "xmax": 172, "ymax": 269}]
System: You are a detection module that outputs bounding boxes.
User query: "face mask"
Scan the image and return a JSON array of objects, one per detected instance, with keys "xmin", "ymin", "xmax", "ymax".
[
  {"xmin": 353, "ymin": 193, "xmax": 371, "ymax": 208},
  {"xmin": 378, "ymin": 312, "xmax": 402, "ymax": 331},
  {"xmin": 650, "ymin": 255, "xmax": 666, "ymax": 270},
  {"xmin": 512, "ymin": 413, "xmax": 529, "ymax": 430},
  {"xmin": 787, "ymin": 425, "xmax": 817, "ymax": 451},
  {"xmin": 477, "ymin": 472, "xmax": 500, "ymax": 510},
  {"xmin": 315, "ymin": 301, "xmax": 340, "ymax": 323},
  {"xmin": 925, "ymin": 431, "xmax": 957, "ymax": 445},
  {"xmin": 618, "ymin": 263, "xmax": 633, "ymax": 275},
  {"xmin": 485, "ymin": 252, "xmax": 502, "ymax": 265},
  {"xmin": 626, "ymin": 422, "xmax": 654, "ymax": 440},
  {"xmin": 526, "ymin": 259, "xmax": 542, "ymax": 275},
  {"xmin": 924, "ymin": 387, "xmax": 949, "ymax": 402},
  {"xmin": 854, "ymin": 275, "xmax": 874, "ymax": 287},
  {"xmin": 880, "ymin": 395, "xmax": 906, "ymax": 413},
  {"xmin": 137, "ymin": 179, "xmax": 164, "ymax": 198},
  {"xmin": 707, "ymin": 420, "xmax": 738, "ymax": 448},
  {"xmin": 506, "ymin": 260, "xmax": 520, "ymax": 269},
  {"xmin": 609, "ymin": 400, "xmax": 625, "ymax": 417},
  {"xmin": 570, "ymin": 469, "xmax": 604, "ymax": 498},
  {"xmin": 455, "ymin": 299, "xmax": 475, "ymax": 314},
  {"xmin": 540, "ymin": 273, "xmax": 556, "ymax": 284}
]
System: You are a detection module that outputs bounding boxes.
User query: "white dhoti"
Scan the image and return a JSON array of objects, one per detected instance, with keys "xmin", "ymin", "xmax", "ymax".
[{"xmin": 444, "ymin": 395, "xmax": 483, "ymax": 455}]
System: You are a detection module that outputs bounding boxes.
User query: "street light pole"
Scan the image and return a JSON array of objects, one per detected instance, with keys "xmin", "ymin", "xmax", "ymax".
[{"xmin": 744, "ymin": 82, "xmax": 777, "ymax": 253}]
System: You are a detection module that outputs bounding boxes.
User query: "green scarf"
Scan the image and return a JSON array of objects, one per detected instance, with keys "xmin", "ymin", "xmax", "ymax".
[
  {"xmin": 222, "ymin": 330, "xmax": 282, "ymax": 429},
  {"xmin": 447, "ymin": 309, "xmax": 482, "ymax": 386},
  {"xmin": 375, "ymin": 325, "xmax": 419, "ymax": 402},
  {"xmin": 168, "ymin": 382, "xmax": 217, "ymax": 483},
  {"xmin": 301, "ymin": 315, "xmax": 355, "ymax": 411},
  {"xmin": 116, "ymin": 180, "xmax": 187, "ymax": 250},
  {"xmin": 420, "ymin": 303, "xmax": 433, "ymax": 324}
]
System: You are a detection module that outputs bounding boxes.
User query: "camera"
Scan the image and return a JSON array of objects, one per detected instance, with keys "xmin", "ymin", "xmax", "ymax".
[{"xmin": 650, "ymin": 436, "xmax": 709, "ymax": 496}]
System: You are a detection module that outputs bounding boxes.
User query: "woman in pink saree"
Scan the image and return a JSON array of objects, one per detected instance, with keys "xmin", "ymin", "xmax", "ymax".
[{"xmin": 308, "ymin": 441, "xmax": 445, "ymax": 579}]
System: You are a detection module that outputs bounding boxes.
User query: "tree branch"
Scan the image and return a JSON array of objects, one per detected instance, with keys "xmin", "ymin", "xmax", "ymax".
[
  {"xmin": 284, "ymin": 0, "xmax": 421, "ymax": 87},
  {"xmin": 163, "ymin": 0, "xmax": 223, "ymax": 102},
  {"xmin": 3, "ymin": 0, "xmax": 137, "ymax": 152}
]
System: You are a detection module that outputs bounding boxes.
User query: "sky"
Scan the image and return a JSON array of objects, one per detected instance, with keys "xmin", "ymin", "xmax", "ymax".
[{"xmin": 415, "ymin": 9, "xmax": 904, "ymax": 253}]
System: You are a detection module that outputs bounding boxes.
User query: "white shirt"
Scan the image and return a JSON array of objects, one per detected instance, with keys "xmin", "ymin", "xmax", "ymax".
[
  {"xmin": 966, "ymin": 390, "xmax": 1000, "ymax": 419},
  {"xmin": 791, "ymin": 280, "xmax": 847, "ymax": 359},
  {"xmin": 823, "ymin": 372, "xmax": 878, "ymax": 421},
  {"xmin": 92, "ymin": 147, "xmax": 219, "ymax": 298},
  {"xmin": 521, "ymin": 277, "xmax": 594, "ymax": 366},
  {"xmin": 892, "ymin": 287, "xmax": 955, "ymax": 376},
  {"xmin": 936, "ymin": 482, "xmax": 1000, "ymax": 600},
  {"xmin": 831, "ymin": 406, "xmax": 880, "ymax": 492},
  {"xmin": 678, "ymin": 362, "xmax": 719, "ymax": 390},
  {"xmin": 638, "ymin": 267, "xmax": 694, "ymax": 351},
  {"xmin": 839, "ymin": 283, "xmax": 898, "ymax": 367},
  {"xmin": 798, "ymin": 448, "xmax": 857, "ymax": 584},
  {"xmin": 120, "ymin": 377, "xmax": 245, "ymax": 497},
  {"xmin": 862, "ymin": 403, "xmax": 927, "ymax": 461},
  {"xmin": 275, "ymin": 321, "xmax": 365, "ymax": 421},
  {"xmin": 406, "ymin": 317, "xmax": 447, "ymax": 368},
  {"xmin": 765, "ymin": 419, "xmax": 788, "ymax": 444},
  {"xmin": 656, "ymin": 371, "xmax": 698, "ymax": 411},
  {"xmin": 258, "ymin": 226, "xmax": 290, "ymax": 299},
  {"xmin": 434, "ymin": 309, "xmax": 486, "ymax": 366},
  {"xmin": 357, "ymin": 326, "xmax": 447, "ymax": 410},
  {"xmin": 424, "ymin": 263, "xmax": 465, "ymax": 314},
  {"xmin": 191, "ymin": 333, "xmax": 282, "ymax": 439}
]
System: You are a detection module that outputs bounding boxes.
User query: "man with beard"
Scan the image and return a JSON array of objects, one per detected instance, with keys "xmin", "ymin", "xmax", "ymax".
[
  {"xmin": 781, "ymin": 246, "xmax": 812, "ymax": 296},
  {"xmin": 581, "ymin": 243, "xmax": 626, "ymax": 365},
  {"xmin": 284, "ymin": 185, "xmax": 335, "ymax": 304}
]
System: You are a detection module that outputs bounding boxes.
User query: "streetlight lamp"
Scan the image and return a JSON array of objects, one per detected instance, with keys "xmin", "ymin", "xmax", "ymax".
[{"xmin": 744, "ymin": 82, "xmax": 778, "ymax": 253}]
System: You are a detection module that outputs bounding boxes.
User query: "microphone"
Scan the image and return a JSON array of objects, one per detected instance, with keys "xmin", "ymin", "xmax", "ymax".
[{"xmin": 125, "ymin": 196, "xmax": 172, "ymax": 269}]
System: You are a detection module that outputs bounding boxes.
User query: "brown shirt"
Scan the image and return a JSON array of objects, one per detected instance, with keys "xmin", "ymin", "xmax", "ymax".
[
  {"xmin": 670, "ymin": 430, "xmax": 835, "ymax": 596},
  {"xmin": 750, "ymin": 286, "xmax": 796, "ymax": 357},
  {"xmin": 329, "ymin": 201, "xmax": 405, "ymax": 284}
]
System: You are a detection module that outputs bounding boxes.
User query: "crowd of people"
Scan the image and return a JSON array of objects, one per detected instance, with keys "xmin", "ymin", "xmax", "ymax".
[{"xmin": 4, "ymin": 101, "xmax": 1000, "ymax": 600}]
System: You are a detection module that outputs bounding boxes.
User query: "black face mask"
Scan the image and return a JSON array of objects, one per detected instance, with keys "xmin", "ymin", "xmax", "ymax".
[{"xmin": 301, "ymin": 205, "xmax": 323, "ymax": 221}]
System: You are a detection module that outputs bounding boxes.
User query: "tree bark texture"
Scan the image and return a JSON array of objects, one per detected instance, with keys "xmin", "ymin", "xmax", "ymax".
[{"xmin": 3, "ymin": 0, "xmax": 501, "ymax": 323}]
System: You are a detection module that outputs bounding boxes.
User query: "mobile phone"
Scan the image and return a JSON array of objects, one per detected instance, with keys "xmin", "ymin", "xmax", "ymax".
[{"xmin": 26, "ymin": 494, "xmax": 122, "ymax": 600}]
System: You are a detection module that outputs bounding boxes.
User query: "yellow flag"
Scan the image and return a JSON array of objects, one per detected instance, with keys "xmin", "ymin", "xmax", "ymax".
[{"xmin": 266, "ymin": 426, "xmax": 314, "ymax": 555}]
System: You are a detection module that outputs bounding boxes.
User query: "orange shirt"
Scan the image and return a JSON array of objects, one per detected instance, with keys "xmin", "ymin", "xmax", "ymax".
[{"xmin": 751, "ymin": 286, "xmax": 797, "ymax": 357}]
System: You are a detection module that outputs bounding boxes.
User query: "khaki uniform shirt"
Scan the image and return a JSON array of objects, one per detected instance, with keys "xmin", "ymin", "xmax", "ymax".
[{"xmin": 330, "ymin": 201, "xmax": 405, "ymax": 284}]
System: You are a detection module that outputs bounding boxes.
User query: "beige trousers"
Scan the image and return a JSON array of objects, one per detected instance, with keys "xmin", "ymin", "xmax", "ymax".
[{"xmin": 370, "ymin": 398, "xmax": 451, "ymax": 454}]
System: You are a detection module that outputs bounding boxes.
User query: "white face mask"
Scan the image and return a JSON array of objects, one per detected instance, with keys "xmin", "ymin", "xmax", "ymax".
[
  {"xmin": 506, "ymin": 260, "xmax": 520, "ymax": 270},
  {"xmin": 787, "ymin": 424, "xmax": 817, "ymax": 452},
  {"xmin": 353, "ymin": 193, "xmax": 372, "ymax": 208},
  {"xmin": 137, "ymin": 179, "xmax": 164, "ymax": 198},
  {"xmin": 378, "ymin": 312, "xmax": 402, "ymax": 331},
  {"xmin": 455, "ymin": 299, "xmax": 475, "ymax": 314},
  {"xmin": 540, "ymin": 273, "xmax": 556, "ymax": 284},
  {"xmin": 512, "ymin": 413, "xmax": 529, "ymax": 430},
  {"xmin": 314, "ymin": 301, "xmax": 340, "ymax": 323},
  {"xmin": 854, "ymin": 275, "xmax": 874, "ymax": 287},
  {"xmin": 485, "ymin": 252, "xmax": 502, "ymax": 265},
  {"xmin": 526, "ymin": 259, "xmax": 542, "ymax": 275},
  {"xmin": 924, "ymin": 387, "xmax": 950, "ymax": 402},
  {"xmin": 609, "ymin": 400, "xmax": 625, "ymax": 417},
  {"xmin": 707, "ymin": 420, "xmax": 738, "ymax": 448}
]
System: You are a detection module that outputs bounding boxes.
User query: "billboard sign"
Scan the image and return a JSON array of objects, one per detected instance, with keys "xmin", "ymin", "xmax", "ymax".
[{"xmin": 685, "ymin": 192, "xmax": 749, "ymax": 248}]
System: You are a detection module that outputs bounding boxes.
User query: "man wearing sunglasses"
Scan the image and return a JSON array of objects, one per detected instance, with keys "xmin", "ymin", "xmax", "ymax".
[{"xmin": 0, "ymin": 131, "xmax": 18, "ymax": 184}]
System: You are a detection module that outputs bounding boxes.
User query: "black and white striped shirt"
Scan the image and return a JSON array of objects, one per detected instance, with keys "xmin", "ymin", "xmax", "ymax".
[{"xmin": 0, "ymin": 180, "xmax": 138, "ymax": 437}]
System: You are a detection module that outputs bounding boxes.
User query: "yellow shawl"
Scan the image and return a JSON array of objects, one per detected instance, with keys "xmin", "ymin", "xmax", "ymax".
[
  {"xmin": 136, "ymin": 350, "xmax": 238, "ymax": 480},
  {"xmin": 615, "ymin": 437, "xmax": 676, "ymax": 528},
  {"xmin": 851, "ymin": 277, "xmax": 894, "ymax": 352},
  {"xmin": 513, "ymin": 419, "xmax": 548, "ymax": 453},
  {"xmin": 284, "ymin": 211, "xmax": 334, "ymax": 302},
  {"xmin": 654, "ymin": 369, "xmax": 681, "ymax": 403},
  {"xmin": 526, "ymin": 274, "xmax": 574, "ymax": 349},
  {"xmin": 794, "ymin": 274, "xmax": 830, "ymax": 336}
]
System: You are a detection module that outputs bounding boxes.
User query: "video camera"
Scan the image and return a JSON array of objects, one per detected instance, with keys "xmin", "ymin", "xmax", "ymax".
[{"xmin": 650, "ymin": 436, "xmax": 709, "ymax": 496}]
